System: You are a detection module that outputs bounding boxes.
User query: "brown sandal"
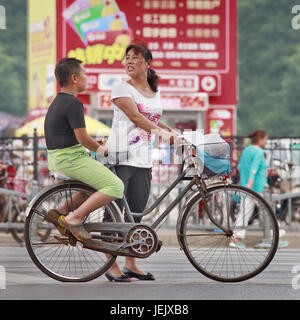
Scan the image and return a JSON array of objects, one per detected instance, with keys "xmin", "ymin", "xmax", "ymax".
[
  {"xmin": 58, "ymin": 216, "xmax": 91, "ymax": 242},
  {"xmin": 44, "ymin": 209, "xmax": 69, "ymax": 237}
]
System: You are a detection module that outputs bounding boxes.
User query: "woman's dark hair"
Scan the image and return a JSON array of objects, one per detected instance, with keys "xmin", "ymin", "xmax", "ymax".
[
  {"xmin": 125, "ymin": 44, "xmax": 160, "ymax": 92},
  {"xmin": 248, "ymin": 130, "xmax": 267, "ymax": 144},
  {"xmin": 55, "ymin": 57, "xmax": 82, "ymax": 87}
]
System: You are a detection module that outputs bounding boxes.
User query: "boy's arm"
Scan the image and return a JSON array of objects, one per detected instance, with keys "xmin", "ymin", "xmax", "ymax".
[{"xmin": 74, "ymin": 128, "xmax": 99, "ymax": 152}]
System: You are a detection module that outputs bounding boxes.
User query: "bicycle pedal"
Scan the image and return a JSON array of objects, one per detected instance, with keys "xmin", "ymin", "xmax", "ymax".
[
  {"xmin": 68, "ymin": 234, "xmax": 77, "ymax": 246},
  {"xmin": 54, "ymin": 235, "xmax": 69, "ymax": 246},
  {"xmin": 156, "ymin": 240, "xmax": 163, "ymax": 252}
]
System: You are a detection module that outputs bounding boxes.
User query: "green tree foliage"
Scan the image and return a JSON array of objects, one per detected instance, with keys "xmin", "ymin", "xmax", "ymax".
[
  {"xmin": 238, "ymin": 0, "xmax": 300, "ymax": 136},
  {"xmin": 0, "ymin": 0, "xmax": 27, "ymax": 117}
]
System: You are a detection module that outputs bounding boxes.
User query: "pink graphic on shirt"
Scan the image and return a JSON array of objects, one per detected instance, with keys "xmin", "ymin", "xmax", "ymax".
[{"xmin": 129, "ymin": 103, "xmax": 161, "ymax": 145}]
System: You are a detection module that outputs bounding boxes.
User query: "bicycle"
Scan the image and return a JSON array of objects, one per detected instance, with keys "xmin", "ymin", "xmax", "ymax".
[
  {"xmin": 0, "ymin": 164, "xmax": 31, "ymax": 244},
  {"xmin": 24, "ymin": 135, "xmax": 279, "ymax": 283}
]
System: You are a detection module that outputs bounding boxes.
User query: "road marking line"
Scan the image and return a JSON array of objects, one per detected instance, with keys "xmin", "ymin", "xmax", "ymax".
[{"xmin": 6, "ymin": 272, "xmax": 55, "ymax": 285}]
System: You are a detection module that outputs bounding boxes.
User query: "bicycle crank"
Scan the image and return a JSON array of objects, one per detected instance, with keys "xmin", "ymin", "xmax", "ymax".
[
  {"xmin": 82, "ymin": 223, "xmax": 159, "ymax": 258},
  {"xmin": 125, "ymin": 225, "xmax": 159, "ymax": 258}
]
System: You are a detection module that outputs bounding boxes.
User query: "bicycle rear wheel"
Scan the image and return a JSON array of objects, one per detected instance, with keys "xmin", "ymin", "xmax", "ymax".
[
  {"xmin": 178, "ymin": 184, "xmax": 279, "ymax": 282},
  {"xmin": 25, "ymin": 181, "xmax": 122, "ymax": 282}
]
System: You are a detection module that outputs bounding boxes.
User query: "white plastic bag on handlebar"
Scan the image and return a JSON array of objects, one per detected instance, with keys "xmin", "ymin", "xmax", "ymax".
[
  {"xmin": 179, "ymin": 131, "xmax": 224, "ymax": 147},
  {"xmin": 179, "ymin": 131, "xmax": 231, "ymax": 178},
  {"xmin": 179, "ymin": 130, "xmax": 204, "ymax": 146}
]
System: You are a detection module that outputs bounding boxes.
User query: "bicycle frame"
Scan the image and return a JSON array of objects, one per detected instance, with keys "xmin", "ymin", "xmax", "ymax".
[
  {"xmin": 122, "ymin": 166, "xmax": 197, "ymax": 229},
  {"xmin": 77, "ymin": 138, "xmax": 229, "ymax": 255},
  {"xmin": 108, "ymin": 142, "xmax": 196, "ymax": 224},
  {"xmin": 87, "ymin": 152, "xmax": 221, "ymax": 223},
  {"xmin": 81, "ymin": 165, "xmax": 229, "ymax": 258},
  {"xmin": 110, "ymin": 141, "xmax": 228, "ymax": 233}
]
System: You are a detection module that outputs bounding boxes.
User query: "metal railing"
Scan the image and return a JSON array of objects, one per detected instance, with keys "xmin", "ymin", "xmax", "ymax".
[
  {"xmin": 0, "ymin": 130, "xmax": 41, "ymax": 234},
  {"xmin": 1, "ymin": 133, "xmax": 300, "ymax": 240}
]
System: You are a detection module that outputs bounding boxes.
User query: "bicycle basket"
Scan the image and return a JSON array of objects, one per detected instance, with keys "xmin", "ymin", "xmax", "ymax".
[{"xmin": 196, "ymin": 141, "xmax": 231, "ymax": 178}]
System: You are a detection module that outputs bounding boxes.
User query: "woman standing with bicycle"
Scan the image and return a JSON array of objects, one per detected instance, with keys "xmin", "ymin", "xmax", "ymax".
[{"xmin": 102, "ymin": 42, "xmax": 178, "ymax": 282}]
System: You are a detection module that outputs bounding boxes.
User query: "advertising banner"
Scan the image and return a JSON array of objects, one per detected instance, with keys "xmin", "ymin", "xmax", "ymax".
[
  {"xmin": 28, "ymin": 0, "xmax": 57, "ymax": 119},
  {"xmin": 205, "ymin": 108, "xmax": 235, "ymax": 136},
  {"xmin": 57, "ymin": 0, "xmax": 237, "ymax": 106}
]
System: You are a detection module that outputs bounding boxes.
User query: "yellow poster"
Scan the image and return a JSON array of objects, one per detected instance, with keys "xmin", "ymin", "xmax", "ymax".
[{"xmin": 28, "ymin": 0, "xmax": 56, "ymax": 112}]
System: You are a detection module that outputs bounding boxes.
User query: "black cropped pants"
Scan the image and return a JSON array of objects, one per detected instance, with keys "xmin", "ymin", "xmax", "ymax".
[{"xmin": 104, "ymin": 165, "xmax": 152, "ymax": 223}]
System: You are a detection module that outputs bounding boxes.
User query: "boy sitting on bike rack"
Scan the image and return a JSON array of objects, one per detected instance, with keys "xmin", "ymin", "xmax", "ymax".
[{"xmin": 44, "ymin": 58, "xmax": 124, "ymax": 241}]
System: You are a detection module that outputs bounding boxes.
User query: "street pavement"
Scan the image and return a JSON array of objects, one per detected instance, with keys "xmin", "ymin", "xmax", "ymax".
[{"xmin": 0, "ymin": 236, "xmax": 300, "ymax": 301}]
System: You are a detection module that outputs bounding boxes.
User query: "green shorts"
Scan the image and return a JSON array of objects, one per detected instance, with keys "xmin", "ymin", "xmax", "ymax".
[{"xmin": 47, "ymin": 144, "xmax": 124, "ymax": 199}]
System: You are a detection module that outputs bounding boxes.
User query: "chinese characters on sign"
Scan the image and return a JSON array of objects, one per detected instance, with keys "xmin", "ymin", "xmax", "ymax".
[
  {"xmin": 59, "ymin": 0, "xmax": 232, "ymax": 92},
  {"xmin": 56, "ymin": 0, "xmax": 237, "ymax": 126},
  {"xmin": 135, "ymin": 0, "xmax": 226, "ymax": 72}
]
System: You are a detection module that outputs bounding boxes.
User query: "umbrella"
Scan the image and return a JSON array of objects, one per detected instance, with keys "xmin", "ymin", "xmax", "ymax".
[
  {"xmin": 0, "ymin": 111, "xmax": 23, "ymax": 136},
  {"xmin": 15, "ymin": 115, "xmax": 110, "ymax": 137}
]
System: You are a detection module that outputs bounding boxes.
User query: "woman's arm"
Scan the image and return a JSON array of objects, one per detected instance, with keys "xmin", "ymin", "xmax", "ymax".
[
  {"xmin": 246, "ymin": 151, "xmax": 264, "ymax": 189},
  {"xmin": 158, "ymin": 121, "xmax": 181, "ymax": 137},
  {"xmin": 112, "ymin": 97, "xmax": 176, "ymax": 143},
  {"xmin": 157, "ymin": 120, "xmax": 172, "ymax": 132},
  {"xmin": 246, "ymin": 177, "xmax": 254, "ymax": 189}
]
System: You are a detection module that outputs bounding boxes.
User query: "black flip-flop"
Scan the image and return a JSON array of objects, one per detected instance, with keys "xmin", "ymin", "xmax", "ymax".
[
  {"xmin": 123, "ymin": 267, "xmax": 155, "ymax": 280},
  {"xmin": 105, "ymin": 272, "xmax": 131, "ymax": 282}
]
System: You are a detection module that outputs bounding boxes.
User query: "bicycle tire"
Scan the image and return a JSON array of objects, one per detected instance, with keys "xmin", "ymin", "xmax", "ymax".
[
  {"xmin": 25, "ymin": 181, "xmax": 123, "ymax": 282},
  {"xmin": 10, "ymin": 204, "xmax": 26, "ymax": 244},
  {"xmin": 0, "ymin": 194, "xmax": 9, "ymax": 223},
  {"xmin": 178, "ymin": 184, "xmax": 279, "ymax": 282}
]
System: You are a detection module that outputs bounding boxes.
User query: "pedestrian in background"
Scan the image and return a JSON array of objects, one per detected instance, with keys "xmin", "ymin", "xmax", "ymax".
[
  {"xmin": 230, "ymin": 130, "xmax": 268, "ymax": 248},
  {"xmin": 230, "ymin": 130, "xmax": 287, "ymax": 248}
]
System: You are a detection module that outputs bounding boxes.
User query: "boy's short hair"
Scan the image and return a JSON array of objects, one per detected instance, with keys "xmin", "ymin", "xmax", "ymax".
[{"xmin": 55, "ymin": 58, "xmax": 82, "ymax": 87}]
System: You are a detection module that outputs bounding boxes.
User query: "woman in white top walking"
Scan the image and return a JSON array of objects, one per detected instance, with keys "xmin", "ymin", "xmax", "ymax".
[{"xmin": 102, "ymin": 42, "xmax": 178, "ymax": 282}]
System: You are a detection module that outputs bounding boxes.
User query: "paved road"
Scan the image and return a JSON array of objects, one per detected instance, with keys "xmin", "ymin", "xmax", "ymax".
[{"xmin": 0, "ymin": 245, "xmax": 300, "ymax": 301}]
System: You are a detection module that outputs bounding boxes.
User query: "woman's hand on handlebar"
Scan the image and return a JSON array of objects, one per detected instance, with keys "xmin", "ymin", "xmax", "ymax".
[{"xmin": 160, "ymin": 129, "xmax": 181, "ymax": 146}]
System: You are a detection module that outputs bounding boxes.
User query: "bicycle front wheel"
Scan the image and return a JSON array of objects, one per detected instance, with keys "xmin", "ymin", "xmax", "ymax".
[
  {"xmin": 179, "ymin": 184, "xmax": 279, "ymax": 282},
  {"xmin": 25, "ymin": 181, "xmax": 122, "ymax": 282}
]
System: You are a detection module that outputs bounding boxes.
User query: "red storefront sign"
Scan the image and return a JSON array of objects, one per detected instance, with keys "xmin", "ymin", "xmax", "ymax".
[
  {"xmin": 56, "ymin": 0, "xmax": 237, "ymax": 105},
  {"xmin": 205, "ymin": 108, "xmax": 235, "ymax": 136},
  {"xmin": 99, "ymin": 92, "xmax": 208, "ymax": 110},
  {"xmin": 85, "ymin": 73, "xmax": 220, "ymax": 95}
]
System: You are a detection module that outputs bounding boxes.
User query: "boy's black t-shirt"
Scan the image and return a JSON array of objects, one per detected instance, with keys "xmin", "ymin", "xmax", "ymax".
[{"xmin": 44, "ymin": 92, "xmax": 86, "ymax": 150}]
